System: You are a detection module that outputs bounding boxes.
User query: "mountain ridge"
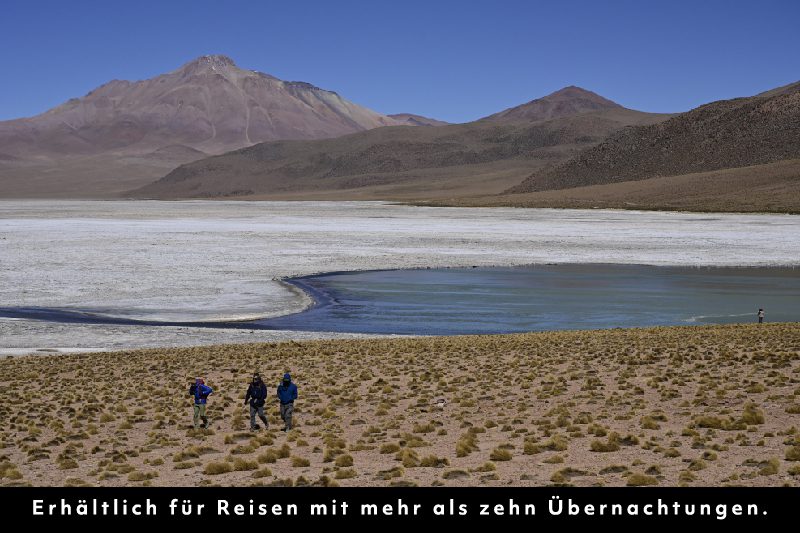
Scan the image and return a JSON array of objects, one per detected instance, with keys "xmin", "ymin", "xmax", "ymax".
[
  {"xmin": 0, "ymin": 55, "xmax": 407, "ymax": 197},
  {"xmin": 132, "ymin": 87, "xmax": 668, "ymax": 200},
  {"xmin": 507, "ymin": 80, "xmax": 800, "ymax": 194}
]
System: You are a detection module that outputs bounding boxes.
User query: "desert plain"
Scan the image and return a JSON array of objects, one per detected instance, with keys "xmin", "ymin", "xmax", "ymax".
[
  {"xmin": 1, "ymin": 324, "xmax": 800, "ymax": 486},
  {"xmin": 1, "ymin": 201, "xmax": 798, "ymax": 487}
]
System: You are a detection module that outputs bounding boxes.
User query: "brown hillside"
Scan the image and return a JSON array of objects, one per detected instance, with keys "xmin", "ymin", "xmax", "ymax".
[
  {"xmin": 441, "ymin": 159, "xmax": 800, "ymax": 214},
  {"xmin": 509, "ymin": 83, "xmax": 800, "ymax": 194},
  {"xmin": 132, "ymin": 91, "xmax": 667, "ymax": 199}
]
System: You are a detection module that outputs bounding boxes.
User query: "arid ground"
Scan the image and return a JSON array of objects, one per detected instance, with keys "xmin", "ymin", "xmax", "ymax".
[{"xmin": 2, "ymin": 323, "xmax": 799, "ymax": 487}]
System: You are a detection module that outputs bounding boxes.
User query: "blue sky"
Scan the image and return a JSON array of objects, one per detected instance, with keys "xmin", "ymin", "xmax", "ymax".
[{"xmin": 1, "ymin": 0, "xmax": 798, "ymax": 123}]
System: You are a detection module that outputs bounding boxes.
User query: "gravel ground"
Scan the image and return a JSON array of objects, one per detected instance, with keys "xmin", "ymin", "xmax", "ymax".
[{"xmin": 1, "ymin": 200, "xmax": 798, "ymax": 354}]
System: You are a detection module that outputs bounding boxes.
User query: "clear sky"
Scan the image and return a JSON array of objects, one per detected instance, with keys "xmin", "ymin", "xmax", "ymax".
[{"xmin": 1, "ymin": 0, "xmax": 798, "ymax": 123}]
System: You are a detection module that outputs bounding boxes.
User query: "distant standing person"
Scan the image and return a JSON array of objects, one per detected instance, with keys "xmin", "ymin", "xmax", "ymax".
[
  {"xmin": 189, "ymin": 377, "xmax": 213, "ymax": 429},
  {"xmin": 277, "ymin": 373, "xmax": 298, "ymax": 432},
  {"xmin": 245, "ymin": 373, "xmax": 269, "ymax": 430},
  {"xmin": 758, "ymin": 308, "xmax": 765, "ymax": 324}
]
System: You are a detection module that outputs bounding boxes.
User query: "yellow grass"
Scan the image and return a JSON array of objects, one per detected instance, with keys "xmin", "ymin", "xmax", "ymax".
[{"xmin": 1, "ymin": 323, "xmax": 799, "ymax": 486}]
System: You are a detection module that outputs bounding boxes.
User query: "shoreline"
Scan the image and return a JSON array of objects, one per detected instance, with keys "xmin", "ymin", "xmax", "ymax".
[
  {"xmin": 4, "ymin": 261, "xmax": 798, "ymax": 330},
  {"xmin": 4, "ymin": 196, "xmax": 799, "ymax": 216},
  {"xmin": 4, "ymin": 200, "xmax": 798, "ymax": 353}
]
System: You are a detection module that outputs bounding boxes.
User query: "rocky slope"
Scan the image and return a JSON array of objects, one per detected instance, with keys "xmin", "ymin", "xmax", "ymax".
[{"xmin": 509, "ymin": 81, "xmax": 800, "ymax": 193}]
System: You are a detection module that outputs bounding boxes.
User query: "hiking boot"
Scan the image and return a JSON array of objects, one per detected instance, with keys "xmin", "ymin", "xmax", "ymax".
[
  {"xmin": 250, "ymin": 425, "xmax": 260, "ymax": 431},
  {"xmin": 281, "ymin": 427, "xmax": 288, "ymax": 432}
]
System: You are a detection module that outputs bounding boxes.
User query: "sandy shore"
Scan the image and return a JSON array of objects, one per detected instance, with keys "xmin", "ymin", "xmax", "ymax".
[
  {"xmin": 1, "ymin": 323, "xmax": 799, "ymax": 487},
  {"xmin": 2, "ymin": 200, "xmax": 798, "ymax": 353}
]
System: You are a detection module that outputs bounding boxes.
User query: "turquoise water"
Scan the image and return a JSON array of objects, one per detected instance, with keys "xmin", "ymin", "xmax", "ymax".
[
  {"xmin": 263, "ymin": 265, "xmax": 800, "ymax": 334},
  {"xmin": 2, "ymin": 265, "xmax": 798, "ymax": 335}
]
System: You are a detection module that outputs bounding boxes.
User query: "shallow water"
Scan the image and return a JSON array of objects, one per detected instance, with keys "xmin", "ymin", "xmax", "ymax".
[
  {"xmin": 263, "ymin": 265, "xmax": 800, "ymax": 334},
  {"xmin": 1, "ymin": 265, "xmax": 798, "ymax": 336}
]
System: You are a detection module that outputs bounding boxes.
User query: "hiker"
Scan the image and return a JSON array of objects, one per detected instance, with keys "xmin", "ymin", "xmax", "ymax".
[
  {"xmin": 189, "ymin": 377, "xmax": 213, "ymax": 429},
  {"xmin": 758, "ymin": 308, "xmax": 765, "ymax": 324},
  {"xmin": 244, "ymin": 373, "xmax": 269, "ymax": 430},
  {"xmin": 277, "ymin": 372, "xmax": 298, "ymax": 432}
]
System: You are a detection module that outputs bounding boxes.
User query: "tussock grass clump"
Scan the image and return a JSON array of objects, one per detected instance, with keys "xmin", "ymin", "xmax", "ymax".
[
  {"xmin": 688, "ymin": 459, "xmax": 707, "ymax": 471},
  {"xmin": 258, "ymin": 450, "xmax": 278, "ymax": 464},
  {"xmin": 57, "ymin": 458, "xmax": 79, "ymax": 470},
  {"xmin": 525, "ymin": 435, "xmax": 568, "ymax": 454},
  {"xmin": 759, "ymin": 458, "xmax": 780, "ymax": 476},
  {"xmin": 334, "ymin": 468, "xmax": 357, "ymax": 479},
  {"xmin": 489, "ymin": 448, "xmax": 512, "ymax": 461},
  {"xmin": 590, "ymin": 435, "xmax": 620, "ymax": 453},
  {"xmin": 380, "ymin": 443, "xmax": 401, "ymax": 454},
  {"xmin": 473, "ymin": 462, "xmax": 496, "ymax": 473},
  {"xmin": 376, "ymin": 466, "xmax": 404, "ymax": 480},
  {"xmin": 396, "ymin": 449, "xmax": 419, "ymax": 468},
  {"xmin": 291, "ymin": 457, "xmax": 310, "ymax": 468},
  {"xmin": 203, "ymin": 462, "xmax": 233, "ymax": 475},
  {"xmin": 627, "ymin": 473, "xmax": 658, "ymax": 486},
  {"xmin": 277, "ymin": 444, "xmax": 291, "ymax": 459},
  {"xmin": 419, "ymin": 455, "xmax": 449, "ymax": 468},
  {"xmin": 233, "ymin": 458, "xmax": 259, "ymax": 471},
  {"xmin": 334, "ymin": 454, "xmax": 353, "ymax": 467},
  {"xmin": 128, "ymin": 471, "xmax": 158, "ymax": 482},
  {"xmin": 413, "ymin": 422, "xmax": 436, "ymax": 434},
  {"xmin": 741, "ymin": 403, "xmax": 765, "ymax": 425},
  {"xmin": 456, "ymin": 432, "xmax": 480, "ymax": 457},
  {"xmin": 785, "ymin": 446, "xmax": 800, "ymax": 461},
  {"xmin": 640, "ymin": 416, "xmax": 661, "ymax": 430},
  {"xmin": 252, "ymin": 467, "xmax": 273, "ymax": 479}
]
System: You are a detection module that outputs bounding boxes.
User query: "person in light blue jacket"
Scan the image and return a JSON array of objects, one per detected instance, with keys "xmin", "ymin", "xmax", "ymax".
[
  {"xmin": 277, "ymin": 373, "xmax": 298, "ymax": 431},
  {"xmin": 189, "ymin": 377, "xmax": 213, "ymax": 429}
]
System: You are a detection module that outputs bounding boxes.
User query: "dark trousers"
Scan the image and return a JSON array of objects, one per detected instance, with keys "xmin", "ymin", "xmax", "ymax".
[
  {"xmin": 280, "ymin": 402, "xmax": 294, "ymax": 429},
  {"xmin": 250, "ymin": 404, "xmax": 268, "ymax": 428}
]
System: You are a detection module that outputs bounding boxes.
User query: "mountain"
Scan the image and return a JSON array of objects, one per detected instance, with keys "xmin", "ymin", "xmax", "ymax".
[
  {"xmin": 481, "ymin": 86, "xmax": 622, "ymax": 123},
  {"xmin": 508, "ymin": 81, "xmax": 800, "ymax": 194},
  {"xmin": 132, "ymin": 87, "xmax": 668, "ymax": 200},
  {"xmin": 0, "ymin": 55, "xmax": 404, "ymax": 197},
  {"xmin": 388, "ymin": 113, "xmax": 449, "ymax": 127}
]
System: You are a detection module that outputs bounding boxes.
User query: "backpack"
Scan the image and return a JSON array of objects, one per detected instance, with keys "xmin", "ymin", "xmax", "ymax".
[{"xmin": 189, "ymin": 384, "xmax": 197, "ymax": 396}]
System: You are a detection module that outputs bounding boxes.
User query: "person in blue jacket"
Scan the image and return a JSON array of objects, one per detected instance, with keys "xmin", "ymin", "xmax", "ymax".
[
  {"xmin": 277, "ymin": 373, "xmax": 298, "ymax": 431},
  {"xmin": 244, "ymin": 373, "xmax": 269, "ymax": 430},
  {"xmin": 189, "ymin": 377, "xmax": 213, "ymax": 429}
]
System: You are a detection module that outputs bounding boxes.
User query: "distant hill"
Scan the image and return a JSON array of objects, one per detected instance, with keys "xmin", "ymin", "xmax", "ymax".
[
  {"xmin": 388, "ymin": 113, "xmax": 449, "ymax": 127},
  {"xmin": 133, "ymin": 87, "xmax": 667, "ymax": 200},
  {"xmin": 481, "ymin": 86, "xmax": 622, "ymax": 123},
  {"xmin": 508, "ymin": 81, "xmax": 800, "ymax": 194},
  {"xmin": 0, "ymin": 55, "xmax": 405, "ymax": 197}
]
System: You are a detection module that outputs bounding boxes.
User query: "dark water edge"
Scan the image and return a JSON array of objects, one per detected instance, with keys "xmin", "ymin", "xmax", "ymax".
[{"xmin": 2, "ymin": 264, "xmax": 798, "ymax": 336}]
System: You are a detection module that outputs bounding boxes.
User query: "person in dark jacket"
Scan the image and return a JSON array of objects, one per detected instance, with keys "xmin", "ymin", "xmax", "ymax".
[
  {"xmin": 244, "ymin": 373, "xmax": 269, "ymax": 430},
  {"xmin": 189, "ymin": 377, "xmax": 213, "ymax": 429},
  {"xmin": 758, "ymin": 308, "xmax": 765, "ymax": 324},
  {"xmin": 277, "ymin": 372, "xmax": 298, "ymax": 431}
]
